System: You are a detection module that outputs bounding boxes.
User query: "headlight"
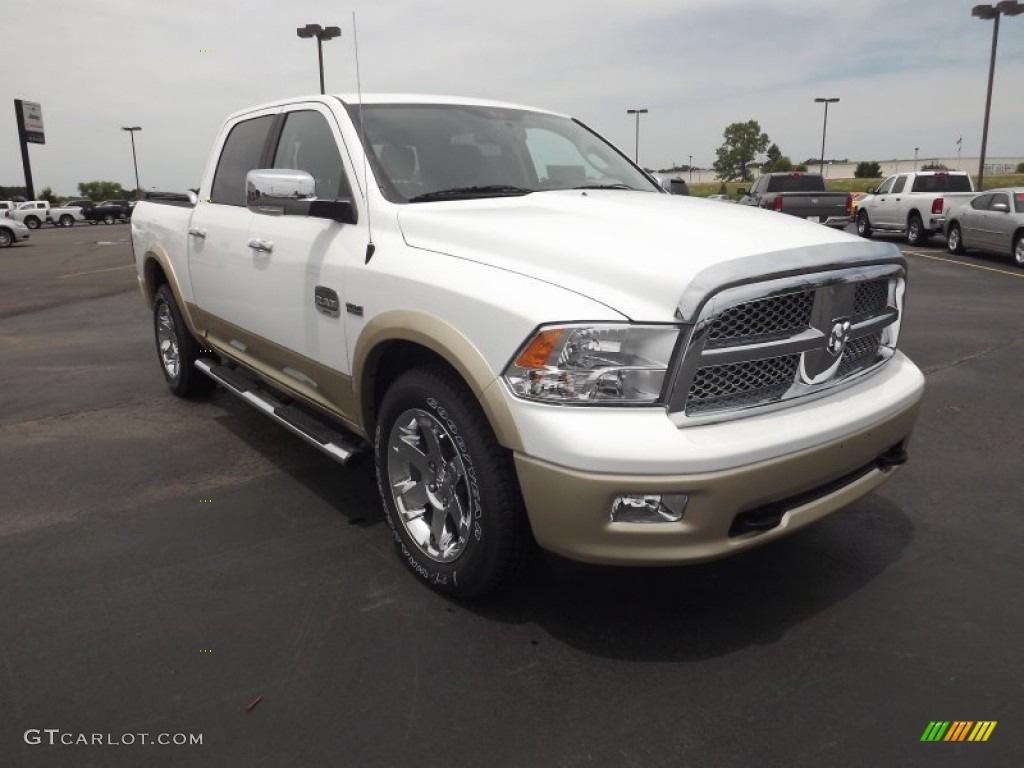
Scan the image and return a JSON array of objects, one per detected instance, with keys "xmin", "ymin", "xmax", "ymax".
[{"xmin": 503, "ymin": 324, "xmax": 680, "ymax": 405}]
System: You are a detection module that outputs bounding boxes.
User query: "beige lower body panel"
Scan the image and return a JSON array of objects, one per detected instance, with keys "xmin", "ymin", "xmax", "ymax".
[{"xmin": 515, "ymin": 401, "xmax": 919, "ymax": 565}]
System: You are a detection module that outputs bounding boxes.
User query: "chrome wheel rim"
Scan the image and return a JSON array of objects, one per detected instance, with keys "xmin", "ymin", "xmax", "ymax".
[
  {"xmin": 1015, "ymin": 238, "xmax": 1024, "ymax": 266},
  {"xmin": 386, "ymin": 408, "xmax": 471, "ymax": 563},
  {"xmin": 155, "ymin": 301, "xmax": 180, "ymax": 380},
  {"xmin": 908, "ymin": 219, "xmax": 920, "ymax": 241},
  {"xmin": 0, "ymin": 231, "xmax": 10, "ymax": 247},
  {"xmin": 948, "ymin": 228, "xmax": 959, "ymax": 252}
]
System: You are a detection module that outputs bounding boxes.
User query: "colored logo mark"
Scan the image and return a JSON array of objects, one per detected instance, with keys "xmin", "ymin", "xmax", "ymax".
[{"xmin": 921, "ymin": 721, "xmax": 996, "ymax": 742}]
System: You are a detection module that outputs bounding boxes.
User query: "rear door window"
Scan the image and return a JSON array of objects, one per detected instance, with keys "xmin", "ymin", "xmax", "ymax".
[{"xmin": 211, "ymin": 115, "xmax": 275, "ymax": 206}]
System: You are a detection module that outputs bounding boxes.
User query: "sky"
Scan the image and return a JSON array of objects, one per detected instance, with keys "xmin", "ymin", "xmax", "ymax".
[{"xmin": 2, "ymin": 0, "xmax": 1022, "ymax": 196}]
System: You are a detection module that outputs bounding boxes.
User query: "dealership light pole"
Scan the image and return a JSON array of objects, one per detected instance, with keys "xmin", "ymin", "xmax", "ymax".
[
  {"xmin": 971, "ymin": 2, "xmax": 1023, "ymax": 190},
  {"xmin": 626, "ymin": 108, "xmax": 648, "ymax": 164},
  {"xmin": 814, "ymin": 97, "xmax": 839, "ymax": 177},
  {"xmin": 689, "ymin": 154, "xmax": 693, "ymax": 182},
  {"xmin": 121, "ymin": 126, "xmax": 141, "ymax": 200},
  {"xmin": 913, "ymin": 147, "xmax": 919, "ymax": 170},
  {"xmin": 296, "ymin": 23, "xmax": 342, "ymax": 94}
]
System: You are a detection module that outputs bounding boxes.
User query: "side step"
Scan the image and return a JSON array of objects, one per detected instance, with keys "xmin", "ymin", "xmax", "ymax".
[{"xmin": 194, "ymin": 359, "xmax": 366, "ymax": 465}]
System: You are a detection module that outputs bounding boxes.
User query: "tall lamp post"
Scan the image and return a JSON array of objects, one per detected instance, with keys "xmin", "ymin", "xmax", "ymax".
[
  {"xmin": 626, "ymin": 108, "xmax": 648, "ymax": 164},
  {"xmin": 121, "ymin": 126, "xmax": 141, "ymax": 200},
  {"xmin": 914, "ymin": 147, "xmax": 920, "ymax": 171},
  {"xmin": 813, "ymin": 97, "xmax": 839, "ymax": 177},
  {"xmin": 971, "ymin": 1, "xmax": 1023, "ymax": 190},
  {"xmin": 689, "ymin": 154, "xmax": 693, "ymax": 182},
  {"xmin": 296, "ymin": 23, "xmax": 342, "ymax": 94}
]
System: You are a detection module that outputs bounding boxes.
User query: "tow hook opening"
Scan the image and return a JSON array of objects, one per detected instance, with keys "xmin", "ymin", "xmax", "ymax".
[
  {"xmin": 729, "ymin": 504, "xmax": 785, "ymax": 537},
  {"xmin": 876, "ymin": 442, "xmax": 908, "ymax": 470}
]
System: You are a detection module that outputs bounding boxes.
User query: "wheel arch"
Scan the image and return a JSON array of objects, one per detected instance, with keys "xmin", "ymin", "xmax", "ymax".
[
  {"xmin": 354, "ymin": 311, "xmax": 525, "ymax": 453},
  {"xmin": 140, "ymin": 248, "xmax": 200, "ymax": 336}
]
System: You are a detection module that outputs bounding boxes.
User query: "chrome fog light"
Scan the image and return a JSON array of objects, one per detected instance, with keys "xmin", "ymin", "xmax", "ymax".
[{"xmin": 610, "ymin": 493, "xmax": 688, "ymax": 523}]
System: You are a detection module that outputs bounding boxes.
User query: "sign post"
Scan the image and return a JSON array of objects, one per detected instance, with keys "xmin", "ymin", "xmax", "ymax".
[{"xmin": 13, "ymin": 99, "xmax": 45, "ymax": 200}]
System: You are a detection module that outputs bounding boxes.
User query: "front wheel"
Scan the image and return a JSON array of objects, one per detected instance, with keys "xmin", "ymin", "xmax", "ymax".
[
  {"xmin": 0, "ymin": 229, "xmax": 12, "ymax": 248},
  {"xmin": 24, "ymin": 216, "xmax": 41, "ymax": 230},
  {"xmin": 906, "ymin": 214, "xmax": 929, "ymax": 246},
  {"xmin": 102, "ymin": 214, "xmax": 114, "ymax": 225},
  {"xmin": 947, "ymin": 223, "xmax": 965, "ymax": 254},
  {"xmin": 153, "ymin": 284, "xmax": 215, "ymax": 398},
  {"xmin": 856, "ymin": 210, "xmax": 872, "ymax": 238},
  {"xmin": 1013, "ymin": 232, "xmax": 1024, "ymax": 268},
  {"xmin": 375, "ymin": 365, "xmax": 530, "ymax": 597}
]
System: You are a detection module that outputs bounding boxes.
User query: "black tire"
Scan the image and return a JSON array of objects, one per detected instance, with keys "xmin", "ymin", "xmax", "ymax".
[
  {"xmin": 102, "ymin": 214, "xmax": 114, "ymax": 225},
  {"xmin": 1013, "ymin": 231, "xmax": 1024, "ymax": 268},
  {"xmin": 375, "ymin": 365, "xmax": 530, "ymax": 598},
  {"xmin": 59, "ymin": 214, "xmax": 74, "ymax": 227},
  {"xmin": 24, "ymin": 216, "xmax": 41, "ymax": 230},
  {"xmin": 0, "ymin": 228, "xmax": 12, "ymax": 248},
  {"xmin": 856, "ymin": 210, "xmax": 872, "ymax": 238},
  {"xmin": 947, "ymin": 223, "xmax": 965, "ymax": 255},
  {"xmin": 906, "ymin": 213, "xmax": 929, "ymax": 246},
  {"xmin": 152, "ymin": 284, "xmax": 215, "ymax": 398}
]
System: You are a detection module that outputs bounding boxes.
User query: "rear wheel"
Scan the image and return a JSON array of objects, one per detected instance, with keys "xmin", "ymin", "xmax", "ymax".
[
  {"xmin": 947, "ymin": 223, "xmax": 965, "ymax": 254},
  {"xmin": 1013, "ymin": 232, "xmax": 1024, "ymax": 268},
  {"xmin": 102, "ymin": 214, "xmax": 114, "ymax": 225},
  {"xmin": 24, "ymin": 216, "xmax": 41, "ymax": 230},
  {"xmin": 906, "ymin": 213, "xmax": 929, "ymax": 246},
  {"xmin": 153, "ymin": 284, "xmax": 215, "ymax": 398},
  {"xmin": 375, "ymin": 365, "xmax": 531, "ymax": 598},
  {"xmin": 59, "ymin": 214, "xmax": 74, "ymax": 227},
  {"xmin": 856, "ymin": 210, "xmax": 872, "ymax": 238}
]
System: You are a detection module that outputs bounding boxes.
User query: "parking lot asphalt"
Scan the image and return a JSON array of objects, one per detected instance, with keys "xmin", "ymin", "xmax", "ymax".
[{"xmin": 1, "ymin": 224, "xmax": 1022, "ymax": 767}]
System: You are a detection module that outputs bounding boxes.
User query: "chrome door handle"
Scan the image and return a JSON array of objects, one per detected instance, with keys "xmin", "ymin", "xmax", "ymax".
[
  {"xmin": 247, "ymin": 238, "xmax": 274, "ymax": 253},
  {"xmin": 188, "ymin": 227, "xmax": 207, "ymax": 238}
]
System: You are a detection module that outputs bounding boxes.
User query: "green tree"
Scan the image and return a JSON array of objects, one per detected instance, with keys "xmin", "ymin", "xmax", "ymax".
[
  {"xmin": 39, "ymin": 186, "xmax": 59, "ymax": 204},
  {"xmin": 77, "ymin": 180, "xmax": 127, "ymax": 201},
  {"xmin": 854, "ymin": 161, "xmax": 881, "ymax": 178},
  {"xmin": 1016, "ymin": 162, "xmax": 1024, "ymax": 174},
  {"xmin": 761, "ymin": 143, "xmax": 794, "ymax": 173},
  {"xmin": 713, "ymin": 120, "xmax": 770, "ymax": 181}
]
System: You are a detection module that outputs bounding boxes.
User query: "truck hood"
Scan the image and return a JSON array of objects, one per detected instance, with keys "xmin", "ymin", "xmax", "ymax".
[{"xmin": 396, "ymin": 190, "xmax": 879, "ymax": 320}]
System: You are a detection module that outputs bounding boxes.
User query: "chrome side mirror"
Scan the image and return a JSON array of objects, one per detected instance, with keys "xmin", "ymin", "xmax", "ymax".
[
  {"xmin": 246, "ymin": 169, "xmax": 316, "ymax": 214},
  {"xmin": 246, "ymin": 169, "xmax": 357, "ymax": 224}
]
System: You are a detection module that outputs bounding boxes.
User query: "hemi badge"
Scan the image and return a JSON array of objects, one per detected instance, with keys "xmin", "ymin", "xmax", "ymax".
[{"xmin": 345, "ymin": 302, "xmax": 364, "ymax": 317}]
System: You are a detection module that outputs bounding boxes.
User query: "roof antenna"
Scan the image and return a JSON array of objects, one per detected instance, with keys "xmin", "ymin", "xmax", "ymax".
[{"xmin": 353, "ymin": 11, "xmax": 375, "ymax": 264}]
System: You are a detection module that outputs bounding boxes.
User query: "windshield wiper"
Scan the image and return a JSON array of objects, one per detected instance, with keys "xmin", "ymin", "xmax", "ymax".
[
  {"xmin": 573, "ymin": 183, "xmax": 638, "ymax": 190},
  {"xmin": 407, "ymin": 185, "xmax": 534, "ymax": 202}
]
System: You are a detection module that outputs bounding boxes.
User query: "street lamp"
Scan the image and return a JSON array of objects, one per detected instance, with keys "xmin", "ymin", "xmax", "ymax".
[
  {"xmin": 296, "ymin": 23, "xmax": 342, "ymax": 95},
  {"xmin": 121, "ymin": 126, "xmax": 141, "ymax": 200},
  {"xmin": 914, "ymin": 147, "xmax": 920, "ymax": 171},
  {"xmin": 813, "ymin": 97, "xmax": 839, "ymax": 177},
  {"xmin": 689, "ymin": 154, "xmax": 693, "ymax": 182},
  {"xmin": 626, "ymin": 108, "xmax": 648, "ymax": 164},
  {"xmin": 971, "ymin": 1, "xmax": 1023, "ymax": 190}
]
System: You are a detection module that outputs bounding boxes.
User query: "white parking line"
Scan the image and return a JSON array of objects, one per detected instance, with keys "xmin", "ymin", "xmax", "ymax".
[
  {"xmin": 903, "ymin": 250, "xmax": 1024, "ymax": 279},
  {"xmin": 57, "ymin": 264, "xmax": 135, "ymax": 279}
]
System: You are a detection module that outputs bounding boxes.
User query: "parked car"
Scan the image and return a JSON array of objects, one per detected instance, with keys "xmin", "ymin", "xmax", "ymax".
[
  {"xmin": 8, "ymin": 200, "xmax": 51, "ymax": 229},
  {"xmin": 0, "ymin": 217, "xmax": 31, "ymax": 247},
  {"xmin": 0, "ymin": 201, "xmax": 17, "ymax": 217},
  {"xmin": 650, "ymin": 173, "xmax": 690, "ymax": 196},
  {"xmin": 131, "ymin": 93, "xmax": 923, "ymax": 597},
  {"xmin": 737, "ymin": 172, "xmax": 851, "ymax": 228},
  {"xmin": 83, "ymin": 200, "xmax": 132, "ymax": 224},
  {"xmin": 856, "ymin": 171, "xmax": 975, "ymax": 246},
  {"xmin": 944, "ymin": 187, "xmax": 1024, "ymax": 266}
]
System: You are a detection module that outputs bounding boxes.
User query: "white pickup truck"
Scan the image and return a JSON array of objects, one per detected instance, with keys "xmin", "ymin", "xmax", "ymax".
[
  {"xmin": 855, "ymin": 170, "xmax": 975, "ymax": 246},
  {"xmin": 7, "ymin": 200, "xmax": 87, "ymax": 228},
  {"xmin": 131, "ymin": 94, "xmax": 924, "ymax": 596}
]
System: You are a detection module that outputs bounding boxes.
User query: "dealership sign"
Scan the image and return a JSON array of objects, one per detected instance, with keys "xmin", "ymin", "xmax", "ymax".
[{"xmin": 16, "ymin": 99, "xmax": 45, "ymax": 144}]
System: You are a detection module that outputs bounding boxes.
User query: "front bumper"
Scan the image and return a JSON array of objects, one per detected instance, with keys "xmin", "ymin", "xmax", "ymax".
[{"xmin": 515, "ymin": 399, "xmax": 919, "ymax": 565}]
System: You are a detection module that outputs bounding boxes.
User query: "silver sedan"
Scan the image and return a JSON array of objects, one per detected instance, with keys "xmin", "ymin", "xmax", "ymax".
[
  {"xmin": 0, "ymin": 216, "xmax": 31, "ymax": 248},
  {"xmin": 944, "ymin": 187, "xmax": 1024, "ymax": 267}
]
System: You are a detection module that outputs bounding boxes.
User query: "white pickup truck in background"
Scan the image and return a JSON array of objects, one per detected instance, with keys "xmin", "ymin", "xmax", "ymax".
[
  {"xmin": 7, "ymin": 200, "xmax": 88, "ymax": 228},
  {"xmin": 855, "ymin": 170, "xmax": 975, "ymax": 246},
  {"xmin": 131, "ymin": 94, "xmax": 924, "ymax": 596}
]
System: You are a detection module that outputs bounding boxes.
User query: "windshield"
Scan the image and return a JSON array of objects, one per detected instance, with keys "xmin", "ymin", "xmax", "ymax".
[{"xmin": 345, "ymin": 103, "xmax": 659, "ymax": 203}]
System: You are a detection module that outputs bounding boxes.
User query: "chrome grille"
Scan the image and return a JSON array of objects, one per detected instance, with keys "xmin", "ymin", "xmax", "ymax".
[
  {"xmin": 706, "ymin": 290, "xmax": 814, "ymax": 347},
  {"xmin": 853, "ymin": 280, "xmax": 888, "ymax": 319},
  {"xmin": 669, "ymin": 264, "xmax": 904, "ymax": 423},
  {"xmin": 686, "ymin": 355, "xmax": 800, "ymax": 414}
]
